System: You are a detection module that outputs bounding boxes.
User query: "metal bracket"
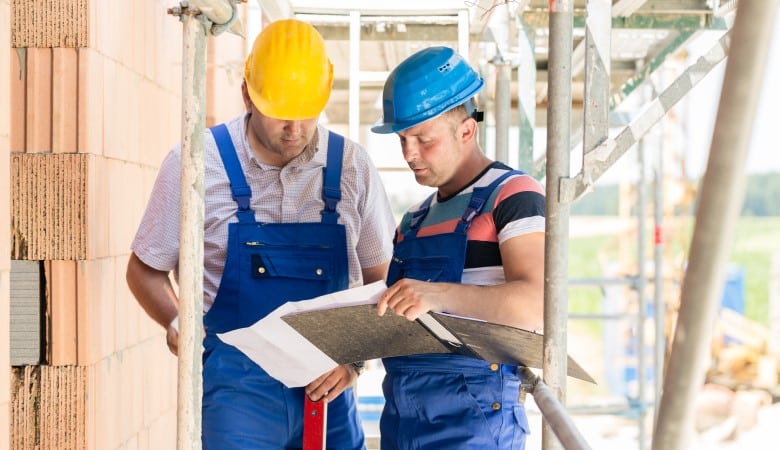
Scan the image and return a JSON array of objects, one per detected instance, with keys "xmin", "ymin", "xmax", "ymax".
[
  {"xmin": 168, "ymin": 1, "xmax": 200, "ymax": 21},
  {"xmin": 517, "ymin": 366, "xmax": 539, "ymax": 403},
  {"xmin": 209, "ymin": 0, "xmax": 240, "ymax": 36}
]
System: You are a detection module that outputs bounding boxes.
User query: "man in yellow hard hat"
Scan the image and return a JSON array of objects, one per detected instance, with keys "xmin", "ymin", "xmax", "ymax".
[
  {"xmin": 126, "ymin": 19, "xmax": 395, "ymax": 449},
  {"xmin": 372, "ymin": 46, "xmax": 545, "ymax": 449}
]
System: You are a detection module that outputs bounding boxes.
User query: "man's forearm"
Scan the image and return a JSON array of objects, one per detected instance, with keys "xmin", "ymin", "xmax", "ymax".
[{"xmin": 126, "ymin": 253, "xmax": 179, "ymax": 329}]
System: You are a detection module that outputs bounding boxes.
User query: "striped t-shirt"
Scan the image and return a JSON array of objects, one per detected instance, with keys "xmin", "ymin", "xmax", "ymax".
[{"xmin": 395, "ymin": 162, "xmax": 545, "ymax": 286}]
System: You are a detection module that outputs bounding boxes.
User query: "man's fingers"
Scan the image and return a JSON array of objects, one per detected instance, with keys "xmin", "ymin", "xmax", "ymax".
[
  {"xmin": 306, "ymin": 366, "xmax": 354, "ymax": 401},
  {"xmin": 376, "ymin": 301, "xmax": 387, "ymax": 316}
]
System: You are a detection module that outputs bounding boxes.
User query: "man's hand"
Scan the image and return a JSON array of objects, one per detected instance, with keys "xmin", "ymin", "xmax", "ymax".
[
  {"xmin": 305, "ymin": 365, "xmax": 359, "ymax": 402},
  {"xmin": 165, "ymin": 318, "xmax": 206, "ymax": 357},
  {"xmin": 377, "ymin": 278, "xmax": 447, "ymax": 320},
  {"xmin": 166, "ymin": 323, "xmax": 179, "ymax": 356}
]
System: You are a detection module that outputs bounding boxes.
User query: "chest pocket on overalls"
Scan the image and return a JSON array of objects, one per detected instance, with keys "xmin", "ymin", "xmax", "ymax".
[
  {"xmin": 248, "ymin": 244, "xmax": 335, "ymax": 283},
  {"xmin": 251, "ymin": 251, "xmax": 334, "ymax": 281},
  {"xmin": 393, "ymin": 255, "xmax": 450, "ymax": 283}
]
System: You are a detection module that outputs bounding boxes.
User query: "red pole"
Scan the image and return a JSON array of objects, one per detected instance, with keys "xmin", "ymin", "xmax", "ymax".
[{"xmin": 302, "ymin": 396, "xmax": 327, "ymax": 450}]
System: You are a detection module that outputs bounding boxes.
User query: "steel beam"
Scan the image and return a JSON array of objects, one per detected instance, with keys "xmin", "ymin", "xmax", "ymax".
[{"xmin": 560, "ymin": 30, "xmax": 731, "ymax": 202}]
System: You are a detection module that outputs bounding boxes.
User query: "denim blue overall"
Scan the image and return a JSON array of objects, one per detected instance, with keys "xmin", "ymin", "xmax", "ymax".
[
  {"xmin": 381, "ymin": 170, "xmax": 530, "ymax": 450},
  {"xmin": 202, "ymin": 124, "xmax": 365, "ymax": 450}
]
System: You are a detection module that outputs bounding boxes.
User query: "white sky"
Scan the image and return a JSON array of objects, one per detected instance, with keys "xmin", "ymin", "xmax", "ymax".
[{"xmin": 686, "ymin": 13, "xmax": 780, "ymax": 178}]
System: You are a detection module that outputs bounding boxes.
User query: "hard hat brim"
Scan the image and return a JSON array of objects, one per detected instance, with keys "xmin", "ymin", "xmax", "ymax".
[{"xmin": 370, "ymin": 121, "xmax": 408, "ymax": 134}]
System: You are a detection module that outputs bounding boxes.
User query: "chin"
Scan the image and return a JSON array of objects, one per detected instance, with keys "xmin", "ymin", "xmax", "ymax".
[{"xmin": 414, "ymin": 175, "xmax": 435, "ymax": 187}]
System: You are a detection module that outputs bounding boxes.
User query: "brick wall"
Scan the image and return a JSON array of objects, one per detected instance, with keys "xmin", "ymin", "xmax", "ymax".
[
  {"xmin": 1, "ymin": 0, "xmax": 12, "ymax": 448},
  {"xmin": 6, "ymin": 0, "xmax": 247, "ymax": 448}
]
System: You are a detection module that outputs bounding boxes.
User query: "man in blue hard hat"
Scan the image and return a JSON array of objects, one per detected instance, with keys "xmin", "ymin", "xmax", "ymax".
[{"xmin": 372, "ymin": 46, "xmax": 546, "ymax": 449}]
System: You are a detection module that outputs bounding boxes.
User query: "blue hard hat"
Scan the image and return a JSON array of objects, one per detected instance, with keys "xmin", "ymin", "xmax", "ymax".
[{"xmin": 371, "ymin": 46, "xmax": 484, "ymax": 134}]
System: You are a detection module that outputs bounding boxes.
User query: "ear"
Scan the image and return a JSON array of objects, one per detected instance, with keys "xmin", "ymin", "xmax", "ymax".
[
  {"xmin": 459, "ymin": 117, "xmax": 478, "ymax": 144},
  {"xmin": 241, "ymin": 81, "xmax": 253, "ymax": 112}
]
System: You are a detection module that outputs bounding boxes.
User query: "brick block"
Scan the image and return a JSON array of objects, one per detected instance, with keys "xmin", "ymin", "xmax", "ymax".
[
  {"xmin": 113, "ymin": 274, "xmax": 131, "ymax": 353},
  {"xmin": 136, "ymin": 428, "xmax": 150, "ymax": 450},
  {"xmin": 91, "ymin": 356, "xmax": 119, "ymax": 449},
  {"xmin": 0, "ymin": 6, "xmax": 9, "ymax": 443},
  {"xmin": 0, "ymin": 397, "xmax": 8, "ymax": 450},
  {"xmin": 141, "ymin": 339, "xmax": 176, "ymax": 428},
  {"xmin": 102, "ymin": 57, "xmax": 119, "ymax": 158},
  {"xmin": 0, "ymin": 271, "xmax": 9, "ymax": 405},
  {"xmin": 1, "ymin": 1, "xmax": 11, "ymax": 141},
  {"xmin": 104, "ymin": 65, "xmax": 143, "ymax": 162},
  {"xmin": 108, "ymin": 160, "xmax": 143, "ymax": 256},
  {"xmin": 76, "ymin": 258, "xmax": 117, "ymax": 365},
  {"xmin": 0, "ymin": 150, "xmax": 7, "ymax": 268},
  {"xmin": 206, "ymin": 32, "xmax": 247, "ymax": 126},
  {"xmin": 115, "ymin": 257, "xmax": 140, "ymax": 351},
  {"xmin": 77, "ymin": 47, "xmax": 104, "ymax": 155},
  {"xmin": 128, "ymin": 346, "xmax": 144, "ymax": 437},
  {"xmin": 25, "ymin": 48, "xmax": 52, "ymax": 153},
  {"xmin": 11, "ymin": 0, "xmax": 88, "ymax": 48},
  {"xmin": 84, "ymin": 365, "xmax": 96, "ymax": 449},
  {"xmin": 46, "ymin": 260, "xmax": 78, "ymax": 365},
  {"xmin": 10, "ymin": 366, "xmax": 87, "ymax": 449},
  {"xmin": 90, "ymin": 0, "xmax": 129, "ymax": 62},
  {"xmin": 115, "ymin": 347, "xmax": 145, "ymax": 446},
  {"xmin": 9, "ymin": 48, "xmax": 25, "ymax": 153},
  {"xmin": 52, "ymin": 48, "xmax": 78, "ymax": 153},
  {"xmin": 86, "ymin": 154, "xmax": 109, "ymax": 258},
  {"xmin": 148, "ymin": 409, "xmax": 176, "ymax": 450},
  {"xmin": 11, "ymin": 153, "xmax": 87, "ymax": 260}
]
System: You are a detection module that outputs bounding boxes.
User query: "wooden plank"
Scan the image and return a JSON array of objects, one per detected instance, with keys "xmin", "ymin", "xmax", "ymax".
[{"xmin": 718, "ymin": 308, "xmax": 769, "ymax": 352}]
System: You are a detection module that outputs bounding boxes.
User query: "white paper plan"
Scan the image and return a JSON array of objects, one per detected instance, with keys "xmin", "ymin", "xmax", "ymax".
[{"xmin": 218, "ymin": 281, "xmax": 387, "ymax": 387}]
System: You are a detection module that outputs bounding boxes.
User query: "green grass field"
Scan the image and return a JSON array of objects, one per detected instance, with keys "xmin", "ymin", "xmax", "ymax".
[{"xmin": 567, "ymin": 216, "xmax": 780, "ymax": 326}]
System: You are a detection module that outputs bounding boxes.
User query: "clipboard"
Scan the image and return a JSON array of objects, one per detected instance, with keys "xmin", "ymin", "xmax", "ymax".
[{"xmin": 281, "ymin": 304, "xmax": 595, "ymax": 383}]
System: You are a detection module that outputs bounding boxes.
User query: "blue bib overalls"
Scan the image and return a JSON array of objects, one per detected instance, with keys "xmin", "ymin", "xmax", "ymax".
[
  {"xmin": 381, "ymin": 170, "xmax": 530, "ymax": 450},
  {"xmin": 202, "ymin": 124, "xmax": 365, "ymax": 449}
]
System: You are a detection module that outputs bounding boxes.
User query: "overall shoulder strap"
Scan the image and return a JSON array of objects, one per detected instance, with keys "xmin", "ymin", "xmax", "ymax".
[
  {"xmin": 321, "ymin": 131, "xmax": 344, "ymax": 225},
  {"xmin": 455, "ymin": 169, "xmax": 520, "ymax": 233},
  {"xmin": 405, "ymin": 193, "xmax": 436, "ymax": 238},
  {"xmin": 211, "ymin": 124, "xmax": 255, "ymax": 223}
]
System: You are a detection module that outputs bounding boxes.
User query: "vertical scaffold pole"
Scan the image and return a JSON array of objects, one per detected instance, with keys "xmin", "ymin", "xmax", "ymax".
[
  {"xmin": 543, "ymin": 0, "xmax": 573, "ymax": 449},
  {"xmin": 652, "ymin": 2, "xmax": 780, "ymax": 449},
  {"xmin": 176, "ymin": 4, "xmax": 207, "ymax": 449}
]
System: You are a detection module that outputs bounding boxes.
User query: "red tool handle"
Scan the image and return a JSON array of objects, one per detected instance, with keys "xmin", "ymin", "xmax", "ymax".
[{"xmin": 303, "ymin": 395, "xmax": 327, "ymax": 450}]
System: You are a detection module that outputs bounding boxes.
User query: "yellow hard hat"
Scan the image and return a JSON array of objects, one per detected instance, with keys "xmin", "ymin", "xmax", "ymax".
[{"xmin": 244, "ymin": 19, "xmax": 333, "ymax": 120}]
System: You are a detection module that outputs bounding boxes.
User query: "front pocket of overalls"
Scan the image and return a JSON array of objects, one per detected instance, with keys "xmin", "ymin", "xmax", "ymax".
[
  {"xmin": 512, "ymin": 404, "xmax": 531, "ymax": 449},
  {"xmin": 250, "ymin": 252, "xmax": 334, "ymax": 281},
  {"xmin": 394, "ymin": 255, "xmax": 450, "ymax": 282},
  {"xmin": 405, "ymin": 372, "xmax": 497, "ymax": 448}
]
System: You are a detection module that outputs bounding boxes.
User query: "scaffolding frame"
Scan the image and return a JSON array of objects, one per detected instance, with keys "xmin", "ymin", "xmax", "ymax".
[{"xmin": 169, "ymin": 1, "xmax": 780, "ymax": 449}]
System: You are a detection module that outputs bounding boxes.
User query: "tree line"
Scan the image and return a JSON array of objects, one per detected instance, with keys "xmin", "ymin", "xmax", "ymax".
[{"xmin": 570, "ymin": 172, "xmax": 780, "ymax": 217}]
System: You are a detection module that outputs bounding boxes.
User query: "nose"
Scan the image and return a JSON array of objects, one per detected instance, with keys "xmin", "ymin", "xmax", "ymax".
[
  {"xmin": 283, "ymin": 120, "xmax": 302, "ymax": 135},
  {"xmin": 401, "ymin": 141, "xmax": 417, "ymax": 163}
]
